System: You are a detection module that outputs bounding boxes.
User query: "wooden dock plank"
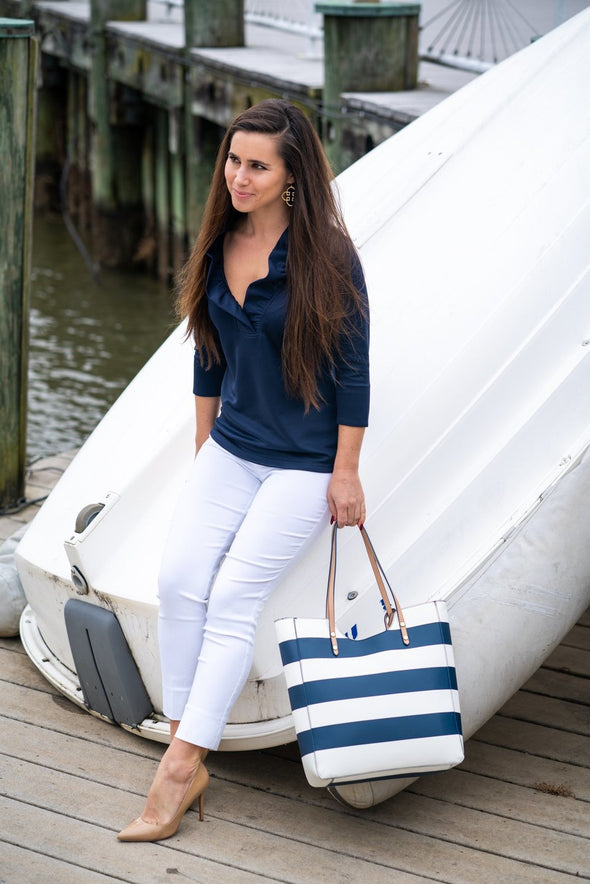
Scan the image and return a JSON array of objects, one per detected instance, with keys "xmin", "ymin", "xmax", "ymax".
[
  {"xmin": 499, "ymin": 692, "xmax": 590, "ymax": 737},
  {"xmin": 4, "ymin": 670, "xmax": 588, "ymax": 881},
  {"xmin": 0, "ymin": 797, "xmax": 266, "ymax": 884},
  {"xmin": 0, "ymin": 745, "xmax": 580, "ymax": 884},
  {"xmin": 0, "ymin": 514, "xmax": 29, "ymax": 544},
  {"xmin": 523, "ymin": 667, "xmax": 589, "ymax": 704},
  {"xmin": 559, "ymin": 624, "xmax": 590, "ymax": 651},
  {"xmin": 207, "ymin": 779, "xmax": 587, "ymax": 883},
  {"xmin": 409, "ymin": 767, "xmax": 588, "ymax": 836},
  {"xmin": 1, "ymin": 681, "xmax": 588, "ymax": 883},
  {"xmin": 475, "ymin": 716, "xmax": 590, "ymax": 768},
  {"xmin": 0, "ymin": 641, "xmax": 57, "ymax": 693},
  {"xmin": 1, "ymin": 679, "xmax": 163, "ymax": 759},
  {"xmin": 2, "ymin": 646, "xmax": 589, "ymax": 881},
  {"xmin": 544, "ymin": 644, "xmax": 590, "ymax": 678},
  {"xmin": 0, "ymin": 841, "xmax": 121, "ymax": 884},
  {"xmin": 459, "ymin": 739, "xmax": 590, "ymax": 802},
  {"xmin": 0, "ymin": 758, "xmax": 424, "ymax": 884},
  {"xmin": 0, "ymin": 452, "xmax": 72, "ymax": 545},
  {"xmin": 0, "ymin": 635, "xmax": 26, "ymax": 654}
]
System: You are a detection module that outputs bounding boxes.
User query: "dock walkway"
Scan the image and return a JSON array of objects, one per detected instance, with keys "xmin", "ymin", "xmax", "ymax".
[{"xmin": 1, "ymin": 454, "xmax": 589, "ymax": 882}]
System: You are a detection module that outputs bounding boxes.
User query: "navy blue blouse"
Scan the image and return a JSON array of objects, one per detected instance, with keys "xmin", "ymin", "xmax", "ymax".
[{"xmin": 193, "ymin": 228, "xmax": 370, "ymax": 473}]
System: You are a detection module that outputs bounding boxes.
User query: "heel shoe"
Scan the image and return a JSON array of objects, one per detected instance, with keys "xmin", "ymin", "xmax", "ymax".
[{"xmin": 117, "ymin": 763, "xmax": 209, "ymax": 842}]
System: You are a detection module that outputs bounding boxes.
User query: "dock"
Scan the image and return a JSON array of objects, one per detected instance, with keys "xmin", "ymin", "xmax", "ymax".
[
  {"xmin": 1, "ymin": 453, "xmax": 588, "ymax": 882},
  {"xmin": 0, "ymin": 0, "xmax": 481, "ymax": 277}
]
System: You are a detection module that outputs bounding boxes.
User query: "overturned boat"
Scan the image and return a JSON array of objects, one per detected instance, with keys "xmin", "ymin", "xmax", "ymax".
[{"xmin": 17, "ymin": 9, "xmax": 590, "ymax": 808}]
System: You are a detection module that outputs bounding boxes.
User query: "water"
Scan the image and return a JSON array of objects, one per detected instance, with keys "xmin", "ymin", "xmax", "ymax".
[{"xmin": 28, "ymin": 216, "xmax": 176, "ymax": 461}]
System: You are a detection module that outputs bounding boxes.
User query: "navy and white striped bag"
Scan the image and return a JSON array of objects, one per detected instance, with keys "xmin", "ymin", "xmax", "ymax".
[{"xmin": 275, "ymin": 525, "xmax": 464, "ymax": 788}]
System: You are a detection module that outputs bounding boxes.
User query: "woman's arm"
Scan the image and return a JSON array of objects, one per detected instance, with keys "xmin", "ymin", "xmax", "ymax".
[
  {"xmin": 195, "ymin": 395, "xmax": 220, "ymax": 454},
  {"xmin": 327, "ymin": 425, "xmax": 366, "ymax": 528}
]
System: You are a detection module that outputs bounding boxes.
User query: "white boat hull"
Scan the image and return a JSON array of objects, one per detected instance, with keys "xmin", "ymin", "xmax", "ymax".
[{"xmin": 17, "ymin": 10, "xmax": 590, "ymax": 806}]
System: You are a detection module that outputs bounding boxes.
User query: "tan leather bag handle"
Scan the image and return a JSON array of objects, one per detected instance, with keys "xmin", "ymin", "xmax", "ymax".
[{"xmin": 325, "ymin": 524, "xmax": 409, "ymax": 656}]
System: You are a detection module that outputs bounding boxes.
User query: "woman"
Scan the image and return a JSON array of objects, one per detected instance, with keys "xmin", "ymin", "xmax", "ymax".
[{"xmin": 118, "ymin": 99, "xmax": 370, "ymax": 842}]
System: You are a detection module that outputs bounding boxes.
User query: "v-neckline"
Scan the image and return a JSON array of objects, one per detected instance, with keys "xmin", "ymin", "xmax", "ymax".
[{"xmin": 222, "ymin": 228, "xmax": 287, "ymax": 310}]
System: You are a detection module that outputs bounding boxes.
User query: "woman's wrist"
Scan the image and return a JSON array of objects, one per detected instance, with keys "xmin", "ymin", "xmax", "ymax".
[
  {"xmin": 332, "ymin": 461, "xmax": 360, "ymax": 476},
  {"xmin": 333, "ymin": 425, "xmax": 365, "ymax": 470}
]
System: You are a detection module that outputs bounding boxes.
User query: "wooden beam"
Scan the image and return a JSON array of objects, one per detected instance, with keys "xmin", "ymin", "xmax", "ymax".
[
  {"xmin": 317, "ymin": 1, "xmax": 420, "ymax": 172},
  {"xmin": 88, "ymin": 0, "xmax": 147, "ymax": 266},
  {"xmin": 0, "ymin": 19, "xmax": 37, "ymax": 508},
  {"xmin": 154, "ymin": 107, "xmax": 170, "ymax": 279}
]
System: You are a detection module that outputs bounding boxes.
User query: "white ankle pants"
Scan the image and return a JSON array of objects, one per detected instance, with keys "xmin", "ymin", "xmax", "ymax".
[{"xmin": 158, "ymin": 437, "xmax": 331, "ymax": 749}]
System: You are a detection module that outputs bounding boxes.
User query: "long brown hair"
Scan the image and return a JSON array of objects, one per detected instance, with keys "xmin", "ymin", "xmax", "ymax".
[{"xmin": 176, "ymin": 99, "xmax": 365, "ymax": 411}]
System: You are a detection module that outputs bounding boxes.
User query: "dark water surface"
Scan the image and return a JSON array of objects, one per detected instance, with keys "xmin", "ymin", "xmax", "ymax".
[{"xmin": 28, "ymin": 216, "xmax": 176, "ymax": 461}]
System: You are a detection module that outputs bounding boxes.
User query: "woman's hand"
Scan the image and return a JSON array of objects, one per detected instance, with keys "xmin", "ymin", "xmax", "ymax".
[
  {"xmin": 327, "ymin": 467, "xmax": 366, "ymax": 528},
  {"xmin": 328, "ymin": 425, "xmax": 366, "ymax": 528}
]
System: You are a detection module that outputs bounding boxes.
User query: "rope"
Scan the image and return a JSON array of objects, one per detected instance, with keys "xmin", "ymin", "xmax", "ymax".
[{"xmin": 0, "ymin": 496, "xmax": 48, "ymax": 517}]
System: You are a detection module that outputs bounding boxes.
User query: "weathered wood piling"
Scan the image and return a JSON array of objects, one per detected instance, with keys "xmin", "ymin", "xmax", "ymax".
[
  {"xmin": 318, "ymin": 1, "xmax": 420, "ymax": 172},
  {"xmin": 0, "ymin": 18, "xmax": 37, "ymax": 509},
  {"xmin": 89, "ymin": 1, "xmax": 147, "ymax": 268},
  {"xmin": 185, "ymin": 0, "xmax": 244, "ymax": 48}
]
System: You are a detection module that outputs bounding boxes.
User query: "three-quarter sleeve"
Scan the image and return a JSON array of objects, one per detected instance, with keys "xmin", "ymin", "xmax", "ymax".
[
  {"xmin": 193, "ymin": 329, "xmax": 227, "ymax": 396},
  {"xmin": 334, "ymin": 255, "xmax": 370, "ymax": 427}
]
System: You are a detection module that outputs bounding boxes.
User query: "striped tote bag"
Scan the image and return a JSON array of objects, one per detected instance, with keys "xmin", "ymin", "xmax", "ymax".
[{"xmin": 275, "ymin": 525, "xmax": 464, "ymax": 788}]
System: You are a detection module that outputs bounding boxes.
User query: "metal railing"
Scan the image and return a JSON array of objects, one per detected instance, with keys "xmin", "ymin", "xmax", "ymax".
[{"xmin": 420, "ymin": 0, "xmax": 542, "ymax": 73}]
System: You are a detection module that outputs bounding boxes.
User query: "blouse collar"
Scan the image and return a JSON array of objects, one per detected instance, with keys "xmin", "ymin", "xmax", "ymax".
[{"xmin": 206, "ymin": 227, "xmax": 289, "ymax": 329}]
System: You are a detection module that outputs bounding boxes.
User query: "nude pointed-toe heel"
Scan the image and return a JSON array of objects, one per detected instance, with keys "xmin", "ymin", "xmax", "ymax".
[{"xmin": 117, "ymin": 764, "xmax": 209, "ymax": 842}]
